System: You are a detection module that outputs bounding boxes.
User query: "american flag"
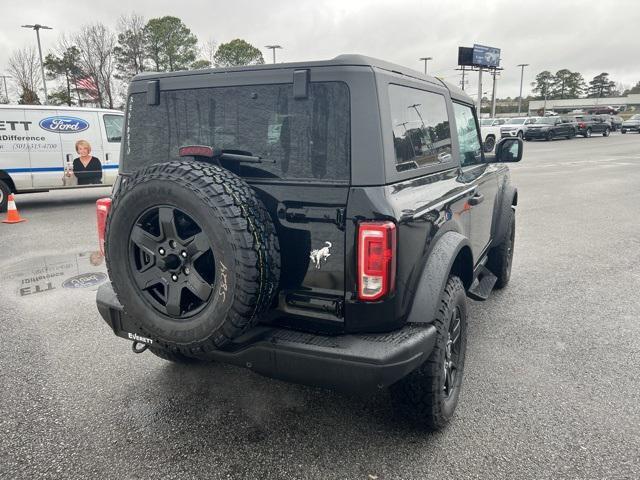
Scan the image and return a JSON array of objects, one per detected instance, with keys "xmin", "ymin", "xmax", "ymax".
[{"xmin": 77, "ymin": 77, "xmax": 99, "ymax": 98}]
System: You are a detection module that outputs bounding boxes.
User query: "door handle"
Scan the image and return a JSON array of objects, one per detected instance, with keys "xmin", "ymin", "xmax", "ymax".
[
  {"xmin": 105, "ymin": 153, "xmax": 110, "ymax": 162},
  {"xmin": 66, "ymin": 153, "xmax": 72, "ymax": 162},
  {"xmin": 469, "ymin": 193, "xmax": 484, "ymax": 206}
]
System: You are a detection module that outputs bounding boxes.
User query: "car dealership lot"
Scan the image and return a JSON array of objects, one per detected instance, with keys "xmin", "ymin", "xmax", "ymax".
[{"xmin": 1, "ymin": 134, "xmax": 639, "ymax": 479}]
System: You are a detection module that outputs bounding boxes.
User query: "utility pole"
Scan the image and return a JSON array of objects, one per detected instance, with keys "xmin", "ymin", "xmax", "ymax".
[
  {"xmin": 517, "ymin": 63, "xmax": 529, "ymax": 114},
  {"xmin": 265, "ymin": 45, "xmax": 282, "ymax": 64},
  {"xmin": 490, "ymin": 70, "xmax": 499, "ymax": 118},
  {"xmin": 0, "ymin": 75, "xmax": 11, "ymax": 103},
  {"xmin": 22, "ymin": 24, "xmax": 52, "ymax": 105},
  {"xmin": 477, "ymin": 68, "xmax": 483, "ymax": 112},
  {"xmin": 419, "ymin": 57, "xmax": 432, "ymax": 75}
]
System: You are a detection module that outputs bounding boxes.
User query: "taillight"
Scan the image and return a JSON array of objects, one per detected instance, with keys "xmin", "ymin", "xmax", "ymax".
[
  {"xmin": 96, "ymin": 197, "xmax": 112, "ymax": 256},
  {"xmin": 578, "ymin": 122, "xmax": 586, "ymax": 128},
  {"xmin": 358, "ymin": 221, "xmax": 397, "ymax": 301}
]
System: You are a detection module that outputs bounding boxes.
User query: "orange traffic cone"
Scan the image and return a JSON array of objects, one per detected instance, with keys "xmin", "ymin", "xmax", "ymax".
[{"xmin": 3, "ymin": 194, "xmax": 26, "ymax": 224}]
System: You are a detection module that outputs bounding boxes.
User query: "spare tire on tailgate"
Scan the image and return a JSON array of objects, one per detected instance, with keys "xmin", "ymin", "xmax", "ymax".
[{"xmin": 105, "ymin": 161, "xmax": 280, "ymax": 354}]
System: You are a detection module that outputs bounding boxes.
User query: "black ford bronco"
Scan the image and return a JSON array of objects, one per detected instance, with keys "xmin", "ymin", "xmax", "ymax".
[{"xmin": 96, "ymin": 55, "xmax": 522, "ymax": 430}]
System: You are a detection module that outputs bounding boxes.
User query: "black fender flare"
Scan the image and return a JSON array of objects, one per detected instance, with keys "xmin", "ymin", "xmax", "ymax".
[
  {"xmin": 406, "ymin": 231, "xmax": 472, "ymax": 325},
  {"xmin": 492, "ymin": 185, "xmax": 517, "ymax": 247}
]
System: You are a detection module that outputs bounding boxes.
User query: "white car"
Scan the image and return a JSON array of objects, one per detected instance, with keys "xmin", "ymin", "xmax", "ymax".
[
  {"xmin": 480, "ymin": 118, "xmax": 507, "ymax": 152},
  {"xmin": 500, "ymin": 117, "xmax": 539, "ymax": 139},
  {"xmin": 0, "ymin": 105, "xmax": 123, "ymax": 212}
]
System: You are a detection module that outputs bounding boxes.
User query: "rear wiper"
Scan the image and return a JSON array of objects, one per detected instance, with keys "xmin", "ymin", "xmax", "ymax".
[{"xmin": 179, "ymin": 145, "xmax": 273, "ymax": 163}]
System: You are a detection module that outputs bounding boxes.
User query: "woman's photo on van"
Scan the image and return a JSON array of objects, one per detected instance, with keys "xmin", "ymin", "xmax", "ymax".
[{"xmin": 70, "ymin": 139, "xmax": 103, "ymax": 185}]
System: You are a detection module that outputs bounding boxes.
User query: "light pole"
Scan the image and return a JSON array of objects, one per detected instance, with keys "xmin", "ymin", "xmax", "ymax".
[
  {"xmin": 22, "ymin": 24, "xmax": 52, "ymax": 105},
  {"xmin": 517, "ymin": 63, "xmax": 529, "ymax": 114},
  {"xmin": 0, "ymin": 75, "xmax": 11, "ymax": 103},
  {"xmin": 419, "ymin": 57, "xmax": 432, "ymax": 75},
  {"xmin": 265, "ymin": 45, "xmax": 282, "ymax": 64}
]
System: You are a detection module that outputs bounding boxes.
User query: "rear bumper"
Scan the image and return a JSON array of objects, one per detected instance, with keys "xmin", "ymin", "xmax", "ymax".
[{"xmin": 97, "ymin": 283, "xmax": 436, "ymax": 393}]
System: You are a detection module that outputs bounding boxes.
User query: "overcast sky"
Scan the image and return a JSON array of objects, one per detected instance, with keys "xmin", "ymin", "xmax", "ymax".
[{"xmin": 2, "ymin": 0, "xmax": 639, "ymax": 100}]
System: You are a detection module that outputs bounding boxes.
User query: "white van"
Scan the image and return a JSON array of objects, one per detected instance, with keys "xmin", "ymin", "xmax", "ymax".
[{"xmin": 0, "ymin": 105, "xmax": 123, "ymax": 211}]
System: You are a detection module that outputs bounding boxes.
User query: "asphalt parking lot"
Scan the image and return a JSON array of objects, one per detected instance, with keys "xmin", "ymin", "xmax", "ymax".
[{"xmin": 1, "ymin": 133, "xmax": 639, "ymax": 480}]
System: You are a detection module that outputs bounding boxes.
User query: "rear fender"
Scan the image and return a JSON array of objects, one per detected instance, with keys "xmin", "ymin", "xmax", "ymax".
[{"xmin": 406, "ymin": 231, "xmax": 472, "ymax": 324}]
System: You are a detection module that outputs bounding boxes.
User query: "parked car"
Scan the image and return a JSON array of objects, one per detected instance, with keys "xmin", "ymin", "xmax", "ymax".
[
  {"xmin": 572, "ymin": 114, "xmax": 612, "ymax": 137},
  {"xmin": 524, "ymin": 116, "xmax": 577, "ymax": 141},
  {"xmin": 95, "ymin": 54, "xmax": 523, "ymax": 431},
  {"xmin": 501, "ymin": 117, "xmax": 538, "ymax": 139},
  {"xmin": 604, "ymin": 115, "xmax": 623, "ymax": 131},
  {"xmin": 0, "ymin": 105, "xmax": 123, "ymax": 212},
  {"xmin": 621, "ymin": 114, "xmax": 640, "ymax": 133},
  {"xmin": 480, "ymin": 117, "xmax": 507, "ymax": 152}
]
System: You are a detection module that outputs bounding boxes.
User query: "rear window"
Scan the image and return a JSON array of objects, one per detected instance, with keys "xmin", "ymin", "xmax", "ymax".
[{"xmin": 123, "ymin": 82, "xmax": 350, "ymax": 181}]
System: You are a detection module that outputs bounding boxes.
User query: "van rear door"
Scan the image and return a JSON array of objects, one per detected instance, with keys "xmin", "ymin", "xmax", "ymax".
[{"xmin": 98, "ymin": 112, "xmax": 123, "ymax": 184}]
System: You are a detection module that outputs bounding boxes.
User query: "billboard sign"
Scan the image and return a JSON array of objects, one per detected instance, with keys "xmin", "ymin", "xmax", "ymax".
[{"xmin": 472, "ymin": 44, "xmax": 500, "ymax": 68}]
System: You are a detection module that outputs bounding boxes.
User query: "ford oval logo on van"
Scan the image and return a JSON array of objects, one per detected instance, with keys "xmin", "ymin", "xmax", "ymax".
[{"xmin": 39, "ymin": 116, "xmax": 89, "ymax": 134}]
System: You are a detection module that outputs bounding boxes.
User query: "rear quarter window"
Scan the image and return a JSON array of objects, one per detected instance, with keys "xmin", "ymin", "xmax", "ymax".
[{"xmin": 123, "ymin": 82, "xmax": 350, "ymax": 182}]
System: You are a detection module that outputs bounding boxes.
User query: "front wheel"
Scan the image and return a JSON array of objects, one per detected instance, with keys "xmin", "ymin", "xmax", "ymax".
[
  {"xmin": 517, "ymin": 131, "xmax": 524, "ymax": 139},
  {"xmin": 0, "ymin": 180, "xmax": 9, "ymax": 213},
  {"xmin": 621, "ymin": 129, "xmax": 627, "ymax": 134},
  {"xmin": 585, "ymin": 127, "xmax": 592, "ymax": 138},
  {"xmin": 546, "ymin": 130, "xmax": 554, "ymax": 141},
  {"xmin": 603, "ymin": 128, "xmax": 610, "ymax": 137},
  {"xmin": 390, "ymin": 275, "xmax": 468, "ymax": 431}
]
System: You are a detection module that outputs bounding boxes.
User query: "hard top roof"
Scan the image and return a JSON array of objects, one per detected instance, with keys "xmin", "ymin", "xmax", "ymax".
[{"xmin": 132, "ymin": 54, "xmax": 473, "ymax": 103}]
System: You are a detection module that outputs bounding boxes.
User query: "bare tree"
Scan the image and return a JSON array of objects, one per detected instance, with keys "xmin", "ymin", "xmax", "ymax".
[
  {"xmin": 202, "ymin": 37, "xmax": 217, "ymax": 66},
  {"xmin": 8, "ymin": 46, "xmax": 42, "ymax": 104},
  {"xmin": 71, "ymin": 23, "xmax": 117, "ymax": 108}
]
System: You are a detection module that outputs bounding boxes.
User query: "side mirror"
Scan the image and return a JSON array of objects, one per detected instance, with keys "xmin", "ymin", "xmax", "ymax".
[{"xmin": 489, "ymin": 138, "xmax": 523, "ymax": 163}]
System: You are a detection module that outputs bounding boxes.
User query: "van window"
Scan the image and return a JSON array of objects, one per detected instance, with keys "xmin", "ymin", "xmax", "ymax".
[
  {"xmin": 123, "ymin": 82, "xmax": 350, "ymax": 181},
  {"xmin": 103, "ymin": 115, "xmax": 123, "ymax": 142},
  {"xmin": 388, "ymin": 84, "xmax": 452, "ymax": 171}
]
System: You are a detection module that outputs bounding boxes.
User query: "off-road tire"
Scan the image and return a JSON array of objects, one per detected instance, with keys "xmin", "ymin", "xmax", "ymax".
[
  {"xmin": 105, "ymin": 161, "xmax": 280, "ymax": 355},
  {"xmin": 149, "ymin": 346, "xmax": 201, "ymax": 364},
  {"xmin": 487, "ymin": 208, "xmax": 515, "ymax": 289},
  {"xmin": 0, "ymin": 180, "xmax": 9, "ymax": 213},
  {"xmin": 390, "ymin": 275, "xmax": 468, "ymax": 431}
]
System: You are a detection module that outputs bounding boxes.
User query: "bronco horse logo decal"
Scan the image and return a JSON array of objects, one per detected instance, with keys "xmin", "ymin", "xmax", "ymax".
[{"xmin": 310, "ymin": 241, "xmax": 332, "ymax": 269}]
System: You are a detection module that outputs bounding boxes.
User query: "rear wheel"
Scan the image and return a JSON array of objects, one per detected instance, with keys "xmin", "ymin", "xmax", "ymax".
[
  {"xmin": 0, "ymin": 180, "xmax": 9, "ymax": 213},
  {"xmin": 488, "ymin": 209, "xmax": 515, "ymax": 289},
  {"xmin": 390, "ymin": 275, "xmax": 468, "ymax": 431},
  {"xmin": 603, "ymin": 128, "xmax": 610, "ymax": 137}
]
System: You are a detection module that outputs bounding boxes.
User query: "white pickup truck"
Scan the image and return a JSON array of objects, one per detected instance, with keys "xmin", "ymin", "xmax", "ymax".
[{"xmin": 480, "ymin": 118, "xmax": 507, "ymax": 152}]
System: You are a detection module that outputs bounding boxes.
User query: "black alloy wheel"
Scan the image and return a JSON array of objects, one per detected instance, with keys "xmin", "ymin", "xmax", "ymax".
[
  {"xmin": 129, "ymin": 205, "xmax": 215, "ymax": 319},
  {"xmin": 443, "ymin": 306, "xmax": 463, "ymax": 399},
  {"xmin": 546, "ymin": 130, "xmax": 554, "ymax": 141}
]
